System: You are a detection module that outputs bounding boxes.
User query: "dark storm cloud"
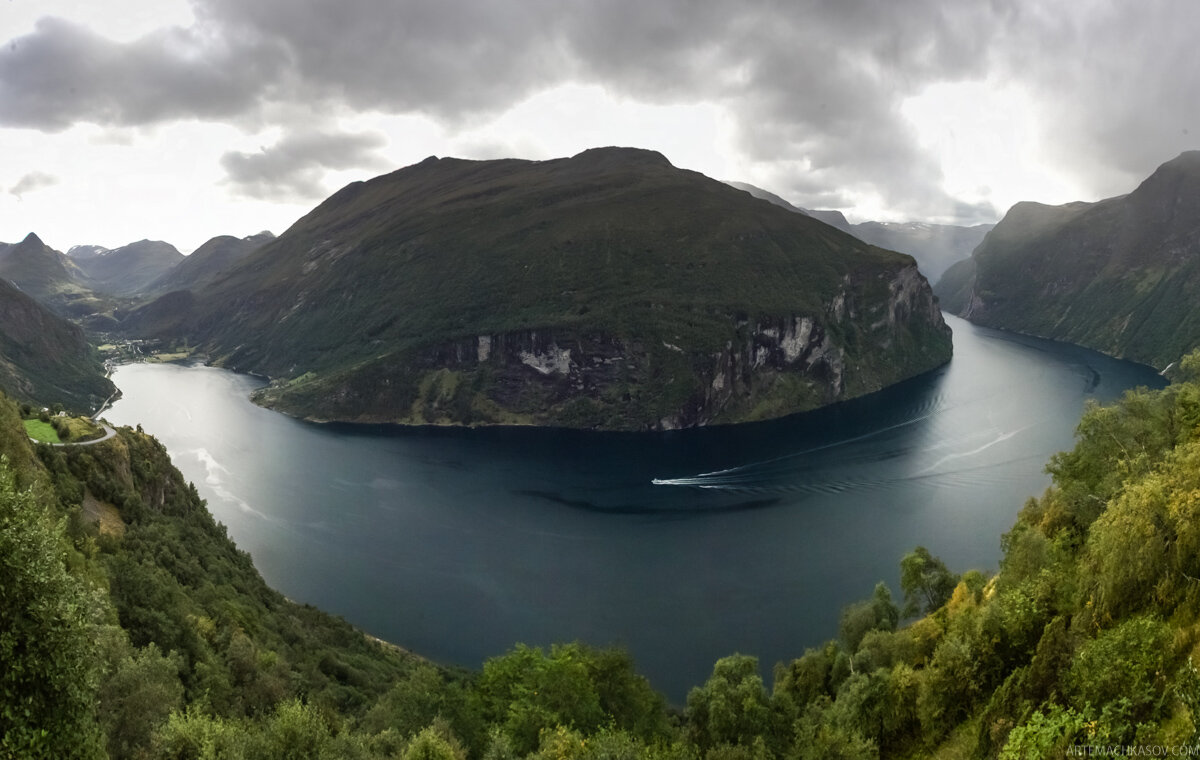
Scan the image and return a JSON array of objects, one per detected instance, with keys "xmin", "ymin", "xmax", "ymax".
[
  {"xmin": 3, "ymin": 0, "xmax": 1197, "ymax": 220},
  {"xmin": 8, "ymin": 171, "xmax": 58, "ymax": 199},
  {"xmin": 991, "ymin": 1, "xmax": 1200, "ymax": 199},
  {"xmin": 0, "ymin": 17, "xmax": 284, "ymax": 130},
  {"xmin": 220, "ymin": 129, "xmax": 390, "ymax": 200}
]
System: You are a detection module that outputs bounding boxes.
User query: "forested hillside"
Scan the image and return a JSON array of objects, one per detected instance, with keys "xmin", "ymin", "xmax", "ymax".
[
  {"xmin": 123, "ymin": 148, "xmax": 951, "ymax": 430},
  {"xmin": 5, "ymin": 352, "xmax": 1200, "ymax": 757}
]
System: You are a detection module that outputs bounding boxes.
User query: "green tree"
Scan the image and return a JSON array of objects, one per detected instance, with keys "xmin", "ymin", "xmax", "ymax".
[
  {"xmin": 474, "ymin": 643, "xmax": 606, "ymax": 755},
  {"xmin": 839, "ymin": 582, "xmax": 900, "ymax": 652},
  {"xmin": 1067, "ymin": 616, "xmax": 1175, "ymax": 740},
  {"xmin": 685, "ymin": 654, "xmax": 772, "ymax": 752},
  {"xmin": 403, "ymin": 722, "xmax": 467, "ymax": 760},
  {"xmin": 98, "ymin": 633, "xmax": 185, "ymax": 759},
  {"xmin": 899, "ymin": 547, "xmax": 958, "ymax": 617},
  {"xmin": 0, "ymin": 459, "xmax": 103, "ymax": 759}
]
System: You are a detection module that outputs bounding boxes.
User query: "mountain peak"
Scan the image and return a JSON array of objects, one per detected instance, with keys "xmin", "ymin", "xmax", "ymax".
[
  {"xmin": 20, "ymin": 232, "xmax": 44, "ymax": 246},
  {"xmin": 569, "ymin": 146, "xmax": 673, "ymax": 168}
]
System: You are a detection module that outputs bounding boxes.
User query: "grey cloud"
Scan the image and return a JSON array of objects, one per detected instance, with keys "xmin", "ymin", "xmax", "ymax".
[
  {"xmin": 8, "ymin": 171, "xmax": 58, "ymax": 199},
  {"xmin": 220, "ymin": 128, "xmax": 390, "ymax": 200},
  {"xmin": 992, "ymin": 1, "xmax": 1200, "ymax": 199},
  {"xmin": 3, "ymin": 0, "xmax": 1197, "ymax": 221},
  {"xmin": 0, "ymin": 16, "xmax": 284, "ymax": 130}
]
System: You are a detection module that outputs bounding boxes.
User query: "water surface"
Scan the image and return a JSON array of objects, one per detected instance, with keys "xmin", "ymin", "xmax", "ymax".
[{"xmin": 105, "ymin": 315, "xmax": 1165, "ymax": 700}]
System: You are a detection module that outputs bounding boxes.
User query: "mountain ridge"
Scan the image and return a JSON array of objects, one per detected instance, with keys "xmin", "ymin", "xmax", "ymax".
[
  {"xmin": 934, "ymin": 150, "xmax": 1200, "ymax": 369},
  {"xmin": 125, "ymin": 147, "xmax": 952, "ymax": 430},
  {"xmin": 726, "ymin": 181, "xmax": 992, "ymax": 281}
]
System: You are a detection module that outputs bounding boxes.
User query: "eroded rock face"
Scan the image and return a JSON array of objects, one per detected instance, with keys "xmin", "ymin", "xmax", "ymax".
[{"xmin": 262, "ymin": 263, "xmax": 950, "ymax": 430}]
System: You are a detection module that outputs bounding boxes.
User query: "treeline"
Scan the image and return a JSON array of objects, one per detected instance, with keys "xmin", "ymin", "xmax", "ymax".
[{"xmin": 5, "ymin": 352, "xmax": 1200, "ymax": 759}]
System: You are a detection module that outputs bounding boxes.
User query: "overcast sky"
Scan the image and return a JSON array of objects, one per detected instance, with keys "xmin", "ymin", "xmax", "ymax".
[{"xmin": 2, "ymin": 0, "xmax": 1197, "ymax": 252}]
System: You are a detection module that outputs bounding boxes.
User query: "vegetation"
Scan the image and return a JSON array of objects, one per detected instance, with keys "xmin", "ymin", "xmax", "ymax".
[
  {"xmin": 123, "ymin": 148, "xmax": 951, "ymax": 430},
  {"xmin": 934, "ymin": 151, "xmax": 1200, "ymax": 371},
  {"xmin": 7, "ymin": 349, "xmax": 1200, "ymax": 757},
  {"xmin": 0, "ymin": 274, "xmax": 115, "ymax": 412}
]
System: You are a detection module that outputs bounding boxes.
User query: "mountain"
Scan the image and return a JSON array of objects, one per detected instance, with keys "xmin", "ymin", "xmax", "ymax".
[
  {"xmin": 726, "ymin": 180, "xmax": 855, "ymax": 232},
  {"xmin": 0, "ymin": 276, "xmax": 115, "ymax": 410},
  {"xmin": 70, "ymin": 239, "xmax": 184, "ymax": 296},
  {"xmin": 65, "ymin": 244, "xmax": 110, "ymax": 261},
  {"xmin": 0, "ymin": 232, "xmax": 103, "ymax": 318},
  {"xmin": 126, "ymin": 147, "xmax": 951, "ymax": 430},
  {"xmin": 726, "ymin": 181, "xmax": 992, "ymax": 281},
  {"xmin": 145, "ymin": 231, "xmax": 274, "ymax": 296},
  {"xmin": 934, "ymin": 151, "xmax": 1200, "ymax": 370}
]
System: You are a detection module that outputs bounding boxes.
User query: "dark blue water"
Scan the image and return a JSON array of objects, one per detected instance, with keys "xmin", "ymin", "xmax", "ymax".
[{"xmin": 105, "ymin": 315, "xmax": 1165, "ymax": 701}]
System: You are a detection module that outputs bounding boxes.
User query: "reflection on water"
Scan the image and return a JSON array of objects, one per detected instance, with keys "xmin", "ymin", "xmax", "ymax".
[{"xmin": 105, "ymin": 315, "xmax": 1165, "ymax": 701}]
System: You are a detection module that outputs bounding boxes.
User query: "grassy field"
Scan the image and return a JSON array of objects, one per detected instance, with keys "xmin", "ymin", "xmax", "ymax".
[
  {"xmin": 23, "ymin": 418, "xmax": 62, "ymax": 443},
  {"xmin": 22, "ymin": 416, "xmax": 103, "ymax": 443}
]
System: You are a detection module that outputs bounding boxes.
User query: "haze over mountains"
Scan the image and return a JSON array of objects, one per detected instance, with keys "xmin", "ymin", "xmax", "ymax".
[
  {"xmin": 124, "ymin": 147, "xmax": 952, "ymax": 430},
  {"xmin": 726, "ymin": 181, "xmax": 993, "ymax": 282},
  {"xmin": 66, "ymin": 240, "xmax": 184, "ymax": 296},
  {"xmin": 935, "ymin": 150, "xmax": 1200, "ymax": 370}
]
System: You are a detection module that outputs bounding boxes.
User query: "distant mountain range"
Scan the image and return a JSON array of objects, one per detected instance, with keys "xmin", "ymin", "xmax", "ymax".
[
  {"xmin": 935, "ymin": 151, "xmax": 1200, "ymax": 370},
  {"xmin": 0, "ymin": 233, "xmax": 106, "ymax": 318},
  {"xmin": 124, "ymin": 147, "xmax": 952, "ymax": 430},
  {"xmin": 67, "ymin": 239, "xmax": 184, "ymax": 296},
  {"xmin": 726, "ymin": 181, "xmax": 993, "ymax": 282},
  {"xmin": 0, "ymin": 231, "xmax": 272, "ymax": 408},
  {"xmin": 145, "ymin": 232, "xmax": 274, "ymax": 297}
]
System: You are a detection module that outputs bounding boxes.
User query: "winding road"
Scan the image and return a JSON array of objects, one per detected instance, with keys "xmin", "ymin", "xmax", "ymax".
[{"xmin": 39, "ymin": 423, "xmax": 118, "ymax": 447}]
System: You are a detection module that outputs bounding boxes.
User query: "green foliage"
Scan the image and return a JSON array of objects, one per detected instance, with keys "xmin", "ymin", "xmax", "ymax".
[
  {"xmin": 97, "ymin": 631, "xmax": 185, "ymax": 759},
  {"xmin": 1066, "ymin": 616, "xmax": 1175, "ymax": 738},
  {"xmin": 0, "ymin": 458, "xmax": 103, "ymax": 759},
  {"xmin": 474, "ymin": 643, "xmax": 667, "ymax": 756},
  {"xmin": 900, "ymin": 546, "xmax": 959, "ymax": 617},
  {"xmin": 840, "ymin": 582, "xmax": 900, "ymax": 653},
  {"xmin": 685, "ymin": 655, "xmax": 773, "ymax": 753},
  {"xmin": 998, "ymin": 706, "xmax": 1087, "ymax": 760}
]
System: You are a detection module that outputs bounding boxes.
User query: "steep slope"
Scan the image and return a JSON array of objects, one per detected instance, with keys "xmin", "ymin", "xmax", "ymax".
[
  {"xmin": 127, "ymin": 147, "xmax": 951, "ymax": 430},
  {"xmin": 0, "ymin": 277, "xmax": 115, "ymax": 410},
  {"xmin": 0, "ymin": 232, "xmax": 103, "ymax": 317},
  {"xmin": 934, "ymin": 151, "xmax": 1200, "ymax": 369},
  {"xmin": 71, "ymin": 239, "xmax": 184, "ymax": 296},
  {"xmin": 851, "ymin": 221, "xmax": 991, "ymax": 282},
  {"xmin": 145, "ymin": 231, "xmax": 274, "ymax": 296},
  {"xmin": 727, "ymin": 181, "xmax": 992, "ymax": 281}
]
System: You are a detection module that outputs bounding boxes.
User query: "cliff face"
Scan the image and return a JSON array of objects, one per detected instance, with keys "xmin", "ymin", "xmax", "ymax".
[
  {"xmin": 131, "ymin": 147, "xmax": 951, "ymax": 430},
  {"xmin": 933, "ymin": 152, "xmax": 1200, "ymax": 370},
  {"xmin": 254, "ymin": 262, "xmax": 948, "ymax": 431}
]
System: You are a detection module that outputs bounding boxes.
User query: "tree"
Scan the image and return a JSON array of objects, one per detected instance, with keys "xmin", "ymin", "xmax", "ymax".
[
  {"xmin": 474, "ymin": 643, "xmax": 606, "ymax": 755},
  {"xmin": 839, "ymin": 582, "xmax": 900, "ymax": 652},
  {"xmin": 899, "ymin": 547, "xmax": 958, "ymax": 617},
  {"xmin": 0, "ymin": 459, "xmax": 103, "ymax": 759},
  {"xmin": 685, "ymin": 654, "xmax": 773, "ymax": 752}
]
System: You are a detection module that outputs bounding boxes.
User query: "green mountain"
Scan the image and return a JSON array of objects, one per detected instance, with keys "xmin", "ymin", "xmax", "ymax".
[
  {"xmin": 0, "ymin": 276, "xmax": 115, "ymax": 411},
  {"xmin": 125, "ymin": 147, "xmax": 951, "ymax": 430},
  {"xmin": 727, "ymin": 181, "xmax": 993, "ymax": 281},
  {"xmin": 935, "ymin": 151, "xmax": 1200, "ymax": 370},
  {"xmin": 0, "ymin": 232, "xmax": 104, "ymax": 318},
  {"xmin": 69, "ymin": 239, "xmax": 184, "ymax": 296},
  {"xmin": 145, "ymin": 231, "xmax": 274, "ymax": 297}
]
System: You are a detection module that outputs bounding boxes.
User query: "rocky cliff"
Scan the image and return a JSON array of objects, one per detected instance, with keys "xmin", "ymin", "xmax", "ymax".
[{"xmin": 128, "ymin": 147, "xmax": 952, "ymax": 430}]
